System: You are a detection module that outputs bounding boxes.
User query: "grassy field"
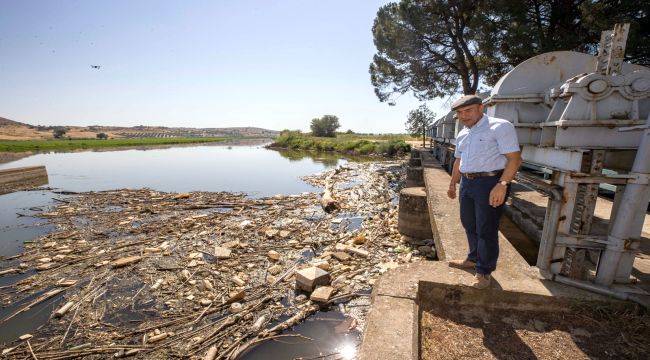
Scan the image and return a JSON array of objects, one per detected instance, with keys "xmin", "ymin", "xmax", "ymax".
[
  {"xmin": 269, "ymin": 131, "xmax": 413, "ymax": 156},
  {"xmin": 0, "ymin": 137, "xmax": 229, "ymax": 152}
]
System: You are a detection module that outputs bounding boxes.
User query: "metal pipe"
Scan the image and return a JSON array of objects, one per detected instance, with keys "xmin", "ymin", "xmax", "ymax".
[
  {"xmin": 536, "ymin": 196, "xmax": 563, "ymax": 274},
  {"xmin": 596, "ymin": 114, "xmax": 650, "ymax": 286},
  {"xmin": 554, "ymin": 274, "xmax": 629, "ymax": 300},
  {"xmin": 515, "ymin": 172, "xmax": 563, "ymax": 201},
  {"xmin": 553, "ymin": 274, "xmax": 648, "ymax": 307},
  {"xmin": 515, "ymin": 172, "xmax": 564, "ymax": 274},
  {"xmin": 518, "ymin": 171, "xmax": 563, "ymax": 275}
]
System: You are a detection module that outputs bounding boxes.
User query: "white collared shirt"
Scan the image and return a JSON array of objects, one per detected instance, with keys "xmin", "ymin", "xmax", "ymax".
[{"xmin": 454, "ymin": 115, "xmax": 520, "ymax": 173}]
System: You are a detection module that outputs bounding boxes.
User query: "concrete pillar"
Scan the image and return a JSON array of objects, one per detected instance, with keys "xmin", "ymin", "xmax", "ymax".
[
  {"xmin": 406, "ymin": 166, "xmax": 424, "ymax": 187},
  {"xmin": 398, "ymin": 187, "xmax": 433, "ymax": 240},
  {"xmin": 409, "ymin": 157, "xmax": 422, "ymax": 167}
]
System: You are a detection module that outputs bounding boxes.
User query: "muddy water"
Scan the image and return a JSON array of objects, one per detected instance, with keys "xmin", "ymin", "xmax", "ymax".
[
  {"xmin": 0, "ymin": 142, "xmax": 358, "ymax": 257},
  {"xmin": 0, "ymin": 140, "xmax": 344, "ymax": 195},
  {"xmin": 242, "ymin": 310, "xmax": 360, "ymax": 359},
  {"xmin": 0, "ymin": 141, "xmax": 370, "ymax": 357}
]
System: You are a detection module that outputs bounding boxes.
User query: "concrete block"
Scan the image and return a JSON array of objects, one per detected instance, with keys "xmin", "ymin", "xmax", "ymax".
[
  {"xmin": 310, "ymin": 286, "xmax": 334, "ymax": 303},
  {"xmin": 295, "ymin": 267, "xmax": 331, "ymax": 292},
  {"xmin": 358, "ymin": 295, "xmax": 418, "ymax": 360},
  {"xmin": 398, "ymin": 187, "xmax": 433, "ymax": 240}
]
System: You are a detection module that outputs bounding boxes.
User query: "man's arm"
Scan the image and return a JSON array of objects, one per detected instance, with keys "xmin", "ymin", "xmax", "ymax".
[
  {"xmin": 500, "ymin": 151, "xmax": 522, "ymax": 183},
  {"xmin": 489, "ymin": 151, "xmax": 522, "ymax": 207},
  {"xmin": 448, "ymin": 157, "xmax": 461, "ymax": 199}
]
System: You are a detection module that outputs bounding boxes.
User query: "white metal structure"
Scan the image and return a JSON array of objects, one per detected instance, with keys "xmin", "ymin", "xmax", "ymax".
[{"xmin": 428, "ymin": 24, "xmax": 650, "ymax": 295}]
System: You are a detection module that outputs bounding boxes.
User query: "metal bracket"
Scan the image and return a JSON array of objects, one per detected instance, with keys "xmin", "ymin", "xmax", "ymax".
[
  {"xmin": 562, "ymin": 171, "xmax": 649, "ymax": 185},
  {"xmin": 604, "ymin": 235, "xmax": 627, "ymax": 251},
  {"xmin": 555, "ymin": 234, "xmax": 608, "ymax": 250},
  {"xmin": 628, "ymin": 172, "xmax": 650, "ymax": 185},
  {"xmin": 618, "ymin": 124, "xmax": 650, "ymax": 132}
]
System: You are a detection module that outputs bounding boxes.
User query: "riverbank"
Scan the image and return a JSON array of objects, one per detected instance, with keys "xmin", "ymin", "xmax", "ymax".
[
  {"xmin": 0, "ymin": 137, "xmax": 230, "ymax": 152},
  {"xmin": 268, "ymin": 131, "xmax": 412, "ymax": 157},
  {"xmin": 0, "ymin": 161, "xmax": 429, "ymax": 359}
]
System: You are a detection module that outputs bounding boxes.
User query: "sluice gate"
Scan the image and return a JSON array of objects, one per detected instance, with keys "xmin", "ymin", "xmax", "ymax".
[{"xmin": 426, "ymin": 23, "xmax": 650, "ymax": 297}]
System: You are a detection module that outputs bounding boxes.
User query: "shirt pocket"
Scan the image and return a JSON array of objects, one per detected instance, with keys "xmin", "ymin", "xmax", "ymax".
[{"xmin": 474, "ymin": 135, "xmax": 494, "ymax": 154}]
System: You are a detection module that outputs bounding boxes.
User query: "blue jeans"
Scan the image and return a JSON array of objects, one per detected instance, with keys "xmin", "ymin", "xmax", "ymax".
[{"xmin": 459, "ymin": 175, "xmax": 509, "ymax": 275}]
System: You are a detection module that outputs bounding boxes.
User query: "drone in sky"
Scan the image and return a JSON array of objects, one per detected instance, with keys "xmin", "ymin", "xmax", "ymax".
[{"xmin": 90, "ymin": 65, "xmax": 101, "ymax": 69}]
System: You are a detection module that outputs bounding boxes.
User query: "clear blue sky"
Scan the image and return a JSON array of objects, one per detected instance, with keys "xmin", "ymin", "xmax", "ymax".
[{"xmin": 0, "ymin": 0, "xmax": 448, "ymax": 133}]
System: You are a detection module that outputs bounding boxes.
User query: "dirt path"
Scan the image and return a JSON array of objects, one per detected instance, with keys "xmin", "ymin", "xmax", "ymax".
[{"xmin": 421, "ymin": 302, "xmax": 649, "ymax": 359}]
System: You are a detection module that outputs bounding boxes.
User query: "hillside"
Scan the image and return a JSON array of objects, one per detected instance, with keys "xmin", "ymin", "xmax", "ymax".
[
  {"xmin": 0, "ymin": 117, "xmax": 279, "ymax": 140},
  {"xmin": 0, "ymin": 117, "xmax": 29, "ymax": 127}
]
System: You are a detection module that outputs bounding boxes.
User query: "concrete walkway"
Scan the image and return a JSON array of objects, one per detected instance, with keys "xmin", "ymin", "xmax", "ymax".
[
  {"xmin": 418, "ymin": 150, "xmax": 599, "ymax": 296},
  {"xmin": 358, "ymin": 150, "xmax": 619, "ymax": 360}
]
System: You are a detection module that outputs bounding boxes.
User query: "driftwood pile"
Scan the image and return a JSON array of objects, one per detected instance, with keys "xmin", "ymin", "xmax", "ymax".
[{"xmin": 0, "ymin": 161, "xmax": 427, "ymax": 359}]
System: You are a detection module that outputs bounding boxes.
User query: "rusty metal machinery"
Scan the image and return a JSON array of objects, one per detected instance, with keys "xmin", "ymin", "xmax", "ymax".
[
  {"xmin": 428, "ymin": 24, "xmax": 650, "ymax": 295},
  {"xmin": 428, "ymin": 111, "xmax": 457, "ymax": 170}
]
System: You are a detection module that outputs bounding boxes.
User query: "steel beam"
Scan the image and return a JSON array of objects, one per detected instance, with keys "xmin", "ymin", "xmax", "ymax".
[
  {"xmin": 521, "ymin": 146, "xmax": 586, "ymax": 172},
  {"xmin": 596, "ymin": 114, "xmax": 650, "ymax": 285}
]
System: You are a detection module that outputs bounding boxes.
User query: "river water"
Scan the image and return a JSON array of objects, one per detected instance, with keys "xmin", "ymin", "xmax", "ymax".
[{"xmin": 0, "ymin": 140, "xmax": 364, "ymax": 358}]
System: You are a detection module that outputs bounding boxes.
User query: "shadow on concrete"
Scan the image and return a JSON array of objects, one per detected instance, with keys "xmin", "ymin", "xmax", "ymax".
[
  {"xmin": 499, "ymin": 216, "xmax": 539, "ymax": 266},
  {"xmin": 490, "ymin": 277, "xmax": 504, "ymax": 291},
  {"xmin": 419, "ymin": 300, "xmax": 649, "ymax": 360}
]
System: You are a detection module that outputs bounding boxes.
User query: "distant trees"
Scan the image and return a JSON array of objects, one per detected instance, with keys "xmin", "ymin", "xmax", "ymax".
[
  {"xmin": 53, "ymin": 127, "xmax": 67, "ymax": 139},
  {"xmin": 406, "ymin": 104, "xmax": 435, "ymax": 147},
  {"xmin": 310, "ymin": 115, "xmax": 340, "ymax": 137},
  {"xmin": 96, "ymin": 132, "xmax": 109, "ymax": 140}
]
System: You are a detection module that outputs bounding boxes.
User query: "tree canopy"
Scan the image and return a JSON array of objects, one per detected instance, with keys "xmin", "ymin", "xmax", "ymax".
[
  {"xmin": 310, "ymin": 115, "xmax": 341, "ymax": 137},
  {"xmin": 406, "ymin": 104, "xmax": 435, "ymax": 146},
  {"xmin": 52, "ymin": 127, "xmax": 67, "ymax": 139},
  {"xmin": 370, "ymin": 0, "xmax": 485, "ymax": 102},
  {"xmin": 370, "ymin": 0, "xmax": 648, "ymax": 102},
  {"xmin": 479, "ymin": 0, "xmax": 649, "ymax": 85}
]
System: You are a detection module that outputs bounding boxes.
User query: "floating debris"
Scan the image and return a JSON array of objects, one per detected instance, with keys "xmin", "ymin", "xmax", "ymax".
[{"xmin": 0, "ymin": 161, "xmax": 434, "ymax": 359}]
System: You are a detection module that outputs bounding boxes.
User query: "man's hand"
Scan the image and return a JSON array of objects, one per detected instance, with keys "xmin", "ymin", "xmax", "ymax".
[
  {"xmin": 447, "ymin": 184, "xmax": 456, "ymax": 199},
  {"xmin": 489, "ymin": 183, "xmax": 507, "ymax": 207}
]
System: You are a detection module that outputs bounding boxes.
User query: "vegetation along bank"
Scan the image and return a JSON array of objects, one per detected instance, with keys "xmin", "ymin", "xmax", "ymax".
[
  {"xmin": 269, "ymin": 131, "xmax": 412, "ymax": 157},
  {"xmin": 0, "ymin": 137, "xmax": 228, "ymax": 152}
]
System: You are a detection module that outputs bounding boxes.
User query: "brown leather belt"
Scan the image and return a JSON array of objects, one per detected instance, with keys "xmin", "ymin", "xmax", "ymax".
[{"xmin": 461, "ymin": 170, "xmax": 504, "ymax": 179}]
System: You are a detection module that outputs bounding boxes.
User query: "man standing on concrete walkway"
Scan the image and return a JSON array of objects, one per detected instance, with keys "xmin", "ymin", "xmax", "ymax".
[{"xmin": 446, "ymin": 95, "xmax": 522, "ymax": 289}]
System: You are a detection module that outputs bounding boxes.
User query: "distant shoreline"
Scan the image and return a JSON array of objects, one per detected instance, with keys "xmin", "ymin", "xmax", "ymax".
[
  {"xmin": 0, "ymin": 137, "xmax": 231, "ymax": 152},
  {"xmin": 267, "ymin": 131, "xmax": 413, "ymax": 157}
]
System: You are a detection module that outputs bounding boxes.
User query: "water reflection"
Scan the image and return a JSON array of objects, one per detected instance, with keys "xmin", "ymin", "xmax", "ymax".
[
  {"xmin": 0, "ymin": 143, "xmax": 364, "ymax": 355},
  {"xmin": 275, "ymin": 148, "xmax": 375, "ymax": 167},
  {"xmin": 0, "ymin": 191, "xmax": 56, "ymax": 260},
  {"xmin": 241, "ymin": 310, "xmax": 360, "ymax": 360},
  {"xmin": 0, "ymin": 143, "xmax": 353, "ymax": 261},
  {"xmin": 0, "ymin": 141, "xmax": 347, "ymax": 197}
]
